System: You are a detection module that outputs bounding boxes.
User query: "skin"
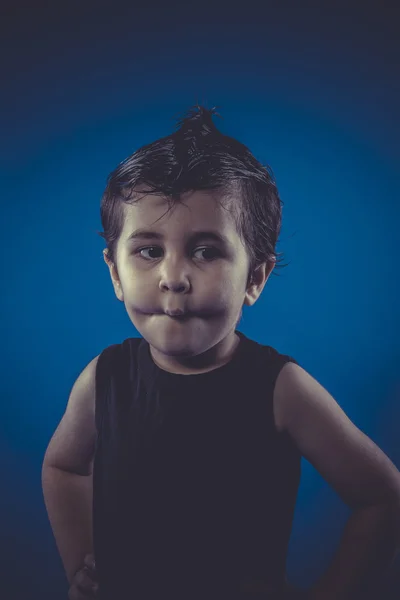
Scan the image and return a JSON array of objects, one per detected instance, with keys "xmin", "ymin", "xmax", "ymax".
[{"xmin": 103, "ymin": 189, "xmax": 275, "ymax": 375}]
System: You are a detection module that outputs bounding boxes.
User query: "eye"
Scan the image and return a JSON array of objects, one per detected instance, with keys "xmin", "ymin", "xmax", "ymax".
[{"xmin": 134, "ymin": 246, "xmax": 221, "ymax": 261}]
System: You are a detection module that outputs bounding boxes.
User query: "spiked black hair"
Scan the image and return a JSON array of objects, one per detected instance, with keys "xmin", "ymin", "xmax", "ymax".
[{"xmin": 97, "ymin": 104, "xmax": 288, "ymax": 286}]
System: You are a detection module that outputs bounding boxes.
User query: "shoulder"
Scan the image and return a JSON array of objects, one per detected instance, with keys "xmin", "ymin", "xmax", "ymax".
[
  {"xmin": 273, "ymin": 361, "xmax": 301, "ymax": 432},
  {"xmin": 273, "ymin": 360, "xmax": 332, "ymax": 433},
  {"xmin": 42, "ymin": 353, "xmax": 101, "ymax": 475},
  {"xmin": 273, "ymin": 360, "xmax": 345, "ymax": 432},
  {"xmin": 95, "ymin": 337, "xmax": 142, "ymax": 388},
  {"xmin": 271, "ymin": 360, "xmax": 400, "ymax": 508},
  {"xmin": 96, "ymin": 338, "xmax": 138, "ymax": 372},
  {"xmin": 273, "ymin": 355, "xmax": 336, "ymax": 435}
]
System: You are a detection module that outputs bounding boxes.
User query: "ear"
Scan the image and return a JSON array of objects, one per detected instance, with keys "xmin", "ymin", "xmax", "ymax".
[
  {"xmin": 103, "ymin": 249, "xmax": 124, "ymax": 302},
  {"xmin": 243, "ymin": 261, "xmax": 275, "ymax": 307}
]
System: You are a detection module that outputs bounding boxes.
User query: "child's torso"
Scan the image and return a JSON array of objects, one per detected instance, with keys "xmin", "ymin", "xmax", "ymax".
[{"xmin": 93, "ymin": 330, "xmax": 301, "ymax": 600}]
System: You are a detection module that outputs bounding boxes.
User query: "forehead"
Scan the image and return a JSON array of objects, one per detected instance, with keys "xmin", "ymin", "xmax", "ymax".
[{"xmin": 120, "ymin": 189, "xmax": 237, "ymax": 237}]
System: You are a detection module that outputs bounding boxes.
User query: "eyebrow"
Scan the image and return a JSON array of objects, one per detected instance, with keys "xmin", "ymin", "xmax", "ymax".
[{"xmin": 126, "ymin": 229, "xmax": 230, "ymax": 246}]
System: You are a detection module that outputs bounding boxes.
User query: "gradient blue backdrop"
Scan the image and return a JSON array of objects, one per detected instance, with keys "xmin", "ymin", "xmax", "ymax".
[{"xmin": 1, "ymin": 3, "xmax": 399, "ymax": 599}]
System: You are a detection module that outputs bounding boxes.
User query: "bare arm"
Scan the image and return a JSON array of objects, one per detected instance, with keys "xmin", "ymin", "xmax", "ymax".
[
  {"xmin": 275, "ymin": 362, "xmax": 400, "ymax": 598},
  {"xmin": 41, "ymin": 354, "xmax": 99, "ymax": 585}
]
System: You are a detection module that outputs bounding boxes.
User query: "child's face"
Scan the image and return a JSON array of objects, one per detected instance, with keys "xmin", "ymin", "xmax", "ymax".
[{"xmin": 104, "ymin": 189, "xmax": 274, "ymax": 374}]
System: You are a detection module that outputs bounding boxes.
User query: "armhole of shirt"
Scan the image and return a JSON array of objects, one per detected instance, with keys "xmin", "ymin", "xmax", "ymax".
[{"xmin": 94, "ymin": 343, "xmax": 120, "ymax": 436}]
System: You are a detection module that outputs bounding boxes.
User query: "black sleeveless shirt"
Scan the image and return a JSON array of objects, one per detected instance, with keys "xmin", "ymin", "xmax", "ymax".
[{"xmin": 93, "ymin": 330, "xmax": 301, "ymax": 599}]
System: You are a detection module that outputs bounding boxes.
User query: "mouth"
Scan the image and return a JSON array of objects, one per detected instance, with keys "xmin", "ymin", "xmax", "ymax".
[
  {"xmin": 164, "ymin": 309, "xmax": 191, "ymax": 317},
  {"xmin": 165, "ymin": 313, "xmax": 191, "ymax": 320}
]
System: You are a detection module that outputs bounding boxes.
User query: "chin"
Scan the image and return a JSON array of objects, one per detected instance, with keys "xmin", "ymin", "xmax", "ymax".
[{"xmin": 152, "ymin": 338, "xmax": 202, "ymax": 357}]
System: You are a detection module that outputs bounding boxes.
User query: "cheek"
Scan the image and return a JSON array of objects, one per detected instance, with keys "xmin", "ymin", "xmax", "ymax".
[{"xmin": 217, "ymin": 267, "xmax": 247, "ymax": 293}]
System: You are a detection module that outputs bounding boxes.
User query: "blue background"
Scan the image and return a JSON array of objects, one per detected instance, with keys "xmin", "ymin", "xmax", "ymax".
[{"xmin": 1, "ymin": 2, "xmax": 399, "ymax": 598}]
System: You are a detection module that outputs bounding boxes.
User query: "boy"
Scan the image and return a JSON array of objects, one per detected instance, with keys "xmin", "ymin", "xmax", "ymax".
[{"xmin": 42, "ymin": 105, "xmax": 400, "ymax": 599}]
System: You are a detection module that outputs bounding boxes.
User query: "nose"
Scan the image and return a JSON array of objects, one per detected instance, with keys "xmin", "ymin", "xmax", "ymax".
[
  {"xmin": 160, "ymin": 274, "xmax": 190, "ymax": 294},
  {"xmin": 161, "ymin": 281, "xmax": 188, "ymax": 293},
  {"xmin": 158, "ymin": 254, "xmax": 192, "ymax": 294}
]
